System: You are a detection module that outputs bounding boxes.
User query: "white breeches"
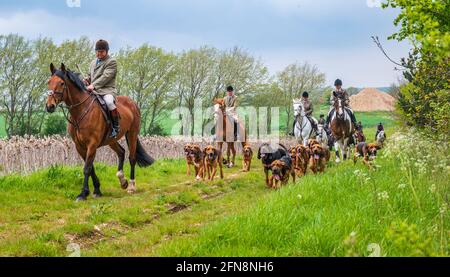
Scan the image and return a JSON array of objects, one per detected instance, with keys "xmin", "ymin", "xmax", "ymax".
[{"xmin": 103, "ymin": 94, "xmax": 116, "ymax": 110}]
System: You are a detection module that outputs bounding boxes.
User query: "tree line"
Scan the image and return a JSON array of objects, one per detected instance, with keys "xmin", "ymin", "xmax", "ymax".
[{"xmin": 0, "ymin": 34, "xmax": 330, "ymax": 138}]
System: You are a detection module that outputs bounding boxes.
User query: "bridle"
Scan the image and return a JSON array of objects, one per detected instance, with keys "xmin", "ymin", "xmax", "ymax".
[{"xmin": 47, "ymin": 71, "xmax": 95, "ymax": 129}]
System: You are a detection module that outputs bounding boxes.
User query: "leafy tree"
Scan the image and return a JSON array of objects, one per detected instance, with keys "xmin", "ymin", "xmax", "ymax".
[
  {"xmin": 276, "ymin": 62, "xmax": 326, "ymax": 134},
  {"xmin": 383, "ymin": 0, "xmax": 450, "ymax": 136},
  {"xmin": 117, "ymin": 44, "xmax": 177, "ymax": 135}
]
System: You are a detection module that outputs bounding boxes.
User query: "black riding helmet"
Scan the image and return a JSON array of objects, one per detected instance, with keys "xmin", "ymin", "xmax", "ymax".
[
  {"xmin": 334, "ymin": 79, "xmax": 343, "ymax": 86},
  {"xmin": 226, "ymin": 85, "xmax": 234, "ymax": 92},
  {"xmin": 302, "ymin": 91, "xmax": 309, "ymax": 98},
  {"xmin": 95, "ymin": 39, "xmax": 109, "ymax": 51}
]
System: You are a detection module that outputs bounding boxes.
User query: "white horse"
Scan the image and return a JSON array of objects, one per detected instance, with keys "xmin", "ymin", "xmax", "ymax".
[
  {"xmin": 316, "ymin": 124, "xmax": 329, "ymax": 149},
  {"xmin": 293, "ymin": 100, "xmax": 317, "ymax": 146},
  {"xmin": 376, "ymin": 130, "xmax": 386, "ymax": 148}
]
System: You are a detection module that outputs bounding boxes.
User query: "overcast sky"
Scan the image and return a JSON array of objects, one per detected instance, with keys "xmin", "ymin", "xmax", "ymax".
[{"xmin": 0, "ymin": 0, "xmax": 411, "ymax": 87}]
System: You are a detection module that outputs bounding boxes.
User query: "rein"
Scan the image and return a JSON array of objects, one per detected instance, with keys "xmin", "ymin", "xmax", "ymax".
[{"xmin": 49, "ymin": 72, "xmax": 96, "ymax": 130}]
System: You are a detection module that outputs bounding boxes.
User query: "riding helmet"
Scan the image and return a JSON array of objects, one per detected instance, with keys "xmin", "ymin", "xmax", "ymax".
[
  {"xmin": 334, "ymin": 79, "xmax": 343, "ymax": 86},
  {"xmin": 226, "ymin": 85, "xmax": 234, "ymax": 92},
  {"xmin": 302, "ymin": 91, "xmax": 309, "ymax": 98},
  {"xmin": 95, "ymin": 39, "xmax": 109, "ymax": 51}
]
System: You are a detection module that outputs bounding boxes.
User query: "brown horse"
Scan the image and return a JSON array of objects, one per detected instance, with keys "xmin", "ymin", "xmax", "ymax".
[
  {"xmin": 213, "ymin": 98, "xmax": 246, "ymax": 168},
  {"xmin": 45, "ymin": 63, "xmax": 154, "ymax": 201},
  {"xmin": 330, "ymin": 97, "xmax": 354, "ymax": 163}
]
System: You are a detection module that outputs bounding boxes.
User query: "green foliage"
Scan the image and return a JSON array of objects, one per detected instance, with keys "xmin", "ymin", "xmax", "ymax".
[
  {"xmin": 396, "ymin": 55, "xmax": 449, "ymax": 135},
  {"xmin": 42, "ymin": 114, "xmax": 67, "ymax": 136},
  {"xmin": 383, "ymin": 0, "xmax": 450, "ymax": 61},
  {"xmin": 383, "ymin": 0, "xmax": 450, "ymax": 136}
]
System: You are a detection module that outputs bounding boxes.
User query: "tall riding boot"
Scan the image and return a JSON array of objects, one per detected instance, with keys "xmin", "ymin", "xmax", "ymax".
[
  {"xmin": 110, "ymin": 109, "xmax": 120, "ymax": 138},
  {"xmin": 289, "ymin": 121, "xmax": 296, "ymax": 136},
  {"xmin": 350, "ymin": 112, "xmax": 358, "ymax": 128},
  {"xmin": 233, "ymin": 121, "xmax": 238, "ymax": 141}
]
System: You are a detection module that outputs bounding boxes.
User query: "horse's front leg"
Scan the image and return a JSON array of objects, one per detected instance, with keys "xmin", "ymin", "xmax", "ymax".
[
  {"xmin": 231, "ymin": 143, "xmax": 236, "ymax": 167},
  {"xmin": 76, "ymin": 146, "xmax": 97, "ymax": 201},
  {"xmin": 343, "ymin": 138, "xmax": 349, "ymax": 160},
  {"xmin": 334, "ymin": 141, "xmax": 341, "ymax": 163}
]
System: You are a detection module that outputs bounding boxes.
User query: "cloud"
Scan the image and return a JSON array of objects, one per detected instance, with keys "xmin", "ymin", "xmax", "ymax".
[
  {"xmin": 366, "ymin": 0, "xmax": 383, "ymax": 8},
  {"xmin": 0, "ymin": 9, "xmax": 206, "ymax": 51}
]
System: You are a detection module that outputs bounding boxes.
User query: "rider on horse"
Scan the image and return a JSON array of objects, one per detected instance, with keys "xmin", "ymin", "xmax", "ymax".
[
  {"xmin": 290, "ymin": 91, "xmax": 317, "ymax": 136},
  {"xmin": 375, "ymin": 122, "xmax": 384, "ymax": 140},
  {"xmin": 223, "ymin": 85, "xmax": 239, "ymax": 141},
  {"xmin": 325, "ymin": 79, "xmax": 358, "ymax": 129},
  {"xmin": 83, "ymin": 39, "xmax": 120, "ymax": 138}
]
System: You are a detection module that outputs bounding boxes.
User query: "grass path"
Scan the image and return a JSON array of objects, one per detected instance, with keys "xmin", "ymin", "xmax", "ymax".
[{"xmin": 0, "ymin": 156, "xmax": 270, "ymax": 256}]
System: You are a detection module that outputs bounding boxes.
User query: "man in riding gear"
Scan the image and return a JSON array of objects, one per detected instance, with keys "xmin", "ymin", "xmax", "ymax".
[
  {"xmin": 290, "ymin": 91, "xmax": 316, "ymax": 136},
  {"xmin": 83, "ymin": 39, "xmax": 120, "ymax": 138},
  {"xmin": 325, "ymin": 79, "xmax": 358, "ymax": 128},
  {"xmin": 375, "ymin": 122, "xmax": 384, "ymax": 141},
  {"xmin": 223, "ymin": 86, "xmax": 239, "ymax": 141}
]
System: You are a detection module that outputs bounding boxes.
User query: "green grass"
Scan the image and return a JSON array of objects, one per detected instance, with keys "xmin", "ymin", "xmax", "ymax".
[
  {"xmin": 155, "ymin": 130, "xmax": 448, "ymax": 257},
  {"xmin": 0, "ymin": 157, "xmax": 271, "ymax": 256},
  {"xmin": 0, "ymin": 125, "xmax": 448, "ymax": 257}
]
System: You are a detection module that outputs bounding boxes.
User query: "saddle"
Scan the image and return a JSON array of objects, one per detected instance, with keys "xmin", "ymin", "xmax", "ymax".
[{"xmin": 93, "ymin": 94, "xmax": 111, "ymax": 125}]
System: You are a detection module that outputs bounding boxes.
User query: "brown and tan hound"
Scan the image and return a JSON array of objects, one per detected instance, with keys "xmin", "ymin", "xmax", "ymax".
[
  {"xmin": 184, "ymin": 143, "xmax": 194, "ymax": 176},
  {"xmin": 353, "ymin": 142, "xmax": 380, "ymax": 169},
  {"xmin": 203, "ymin": 145, "xmax": 223, "ymax": 181},
  {"xmin": 269, "ymin": 156, "xmax": 296, "ymax": 189},
  {"xmin": 189, "ymin": 144, "xmax": 205, "ymax": 181},
  {"xmin": 242, "ymin": 144, "xmax": 253, "ymax": 172},
  {"xmin": 309, "ymin": 144, "xmax": 328, "ymax": 174}
]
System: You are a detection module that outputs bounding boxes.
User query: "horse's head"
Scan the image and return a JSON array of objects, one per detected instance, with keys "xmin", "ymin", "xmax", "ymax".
[
  {"xmin": 333, "ymin": 97, "xmax": 344, "ymax": 119},
  {"xmin": 293, "ymin": 100, "xmax": 303, "ymax": 117},
  {"xmin": 213, "ymin": 98, "xmax": 225, "ymax": 113},
  {"xmin": 46, "ymin": 63, "xmax": 68, "ymax": 113}
]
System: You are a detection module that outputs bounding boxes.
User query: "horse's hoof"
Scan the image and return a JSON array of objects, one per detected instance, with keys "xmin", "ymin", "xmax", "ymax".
[
  {"xmin": 93, "ymin": 192, "xmax": 103, "ymax": 198},
  {"xmin": 121, "ymin": 180, "xmax": 129, "ymax": 190},
  {"xmin": 75, "ymin": 196, "xmax": 87, "ymax": 202}
]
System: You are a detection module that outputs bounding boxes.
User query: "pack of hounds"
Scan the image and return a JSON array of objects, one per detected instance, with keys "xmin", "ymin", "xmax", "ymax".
[{"xmin": 184, "ymin": 138, "xmax": 382, "ymax": 189}]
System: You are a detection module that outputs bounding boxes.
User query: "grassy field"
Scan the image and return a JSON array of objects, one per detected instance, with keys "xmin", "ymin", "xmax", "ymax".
[{"xmin": 0, "ymin": 124, "xmax": 448, "ymax": 257}]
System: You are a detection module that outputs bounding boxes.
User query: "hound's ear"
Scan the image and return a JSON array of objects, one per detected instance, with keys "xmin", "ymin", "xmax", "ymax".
[
  {"xmin": 203, "ymin": 147, "xmax": 207, "ymax": 156},
  {"xmin": 50, "ymin": 63, "xmax": 56, "ymax": 75},
  {"xmin": 215, "ymin": 149, "xmax": 220, "ymax": 157},
  {"xmin": 60, "ymin": 63, "xmax": 66, "ymax": 72},
  {"xmin": 376, "ymin": 144, "xmax": 382, "ymax": 150},
  {"xmin": 257, "ymin": 147, "xmax": 261, "ymax": 160}
]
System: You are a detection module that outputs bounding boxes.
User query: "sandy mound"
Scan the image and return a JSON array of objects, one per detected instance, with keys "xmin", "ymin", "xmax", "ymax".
[{"xmin": 349, "ymin": 88, "xmax": 396, "ymax": 112}]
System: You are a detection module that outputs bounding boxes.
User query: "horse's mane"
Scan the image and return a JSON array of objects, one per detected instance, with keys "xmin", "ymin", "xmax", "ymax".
[{"xmin": 54, "ymin": 69, "xmax": 87, "ymax": 92}]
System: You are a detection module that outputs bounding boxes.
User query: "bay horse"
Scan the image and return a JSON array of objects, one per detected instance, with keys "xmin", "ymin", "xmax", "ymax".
[
  {"xmin": 45, "ymin": 63, "xmax": 154, "ymax": 201},
  {"xmin": 329, "ymin": 97, "xmax": 354, "ymax": 163},
  {"xmin": 213, "ymin": 98, "xmax": 246, "ymax": 168},
  {"xmin": 293, "ymin": 100, "xmax": 317, "ymax": 146}
]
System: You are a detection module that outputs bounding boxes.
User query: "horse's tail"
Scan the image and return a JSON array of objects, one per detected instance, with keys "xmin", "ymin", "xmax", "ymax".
[{"xmin": 126, "ymin": 136, "xmax": 155, "ymax": 167}]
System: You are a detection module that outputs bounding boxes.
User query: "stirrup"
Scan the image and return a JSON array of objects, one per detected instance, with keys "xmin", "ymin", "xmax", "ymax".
[{"xmin": 110, "ymin": 129, "xmax": 118, "ymax": 138}]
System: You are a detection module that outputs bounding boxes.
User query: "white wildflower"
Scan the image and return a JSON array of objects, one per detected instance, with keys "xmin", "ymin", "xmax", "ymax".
[
  {"xmin": 377, "ymin": 191, "xmax": 389, "ymax": 201},
  {"xmin": 397, "ymin": 183, "xmax": 407, "ymax": 190}
]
